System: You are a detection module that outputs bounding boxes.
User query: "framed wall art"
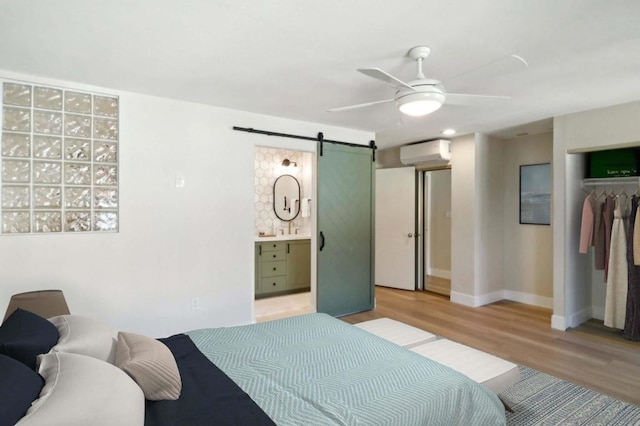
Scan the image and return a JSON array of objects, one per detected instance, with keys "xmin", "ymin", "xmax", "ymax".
[{"xmin": 519, "ymin": 163, "xmax": 551, "ymax": 225}]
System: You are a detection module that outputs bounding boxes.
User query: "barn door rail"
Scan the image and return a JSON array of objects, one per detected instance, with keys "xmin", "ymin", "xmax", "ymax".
[{"xmin": 232, "ymin": 126, "xmax": 376, "ymax": 161}]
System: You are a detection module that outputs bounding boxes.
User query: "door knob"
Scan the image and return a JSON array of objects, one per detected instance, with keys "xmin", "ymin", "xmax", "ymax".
[{"xmin": 408, "ymin": 233, "xmax": 413, "ymax": 238}]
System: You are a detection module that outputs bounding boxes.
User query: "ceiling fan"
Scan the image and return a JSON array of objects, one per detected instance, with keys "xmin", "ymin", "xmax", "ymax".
[{"xmin": 328, "ymin": 46, "xmax": 526, "ymax": 117}]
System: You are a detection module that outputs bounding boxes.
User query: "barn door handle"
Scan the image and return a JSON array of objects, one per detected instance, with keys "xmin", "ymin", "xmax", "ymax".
[{"xmin": 320, "ymin": 231, "xmax": 325, "ymax": 251}]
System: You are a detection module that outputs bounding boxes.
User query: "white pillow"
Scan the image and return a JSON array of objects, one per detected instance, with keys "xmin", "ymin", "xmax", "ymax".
[
  {"xmin": 48, "ymin": 315, "xmax": 117, "ymax": 364},
  {"xmin": 16, "ymin": 352, "xmax": 144, "ymax": 426}
]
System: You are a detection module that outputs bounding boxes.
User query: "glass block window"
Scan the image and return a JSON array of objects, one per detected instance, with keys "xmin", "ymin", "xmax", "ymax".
[{"xmin": 1, "ymin": 81, "xmax": 119, "ymax": 234}]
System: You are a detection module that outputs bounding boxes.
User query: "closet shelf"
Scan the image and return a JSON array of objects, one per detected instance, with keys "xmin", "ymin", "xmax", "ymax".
[{"xmin": 581, "ymin": 177, "xmax": 640, "ymax": 188}]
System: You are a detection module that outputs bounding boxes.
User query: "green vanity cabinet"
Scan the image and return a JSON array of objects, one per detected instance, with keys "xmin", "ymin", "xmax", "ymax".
[
  {"xmin": 255, "ymin": 239, "xmax": 310, "ymax": 298},
  {"xmin": 256, "ymin": 241, "xmax": 287, "ymax": 295},
  {"xmin": 287, "ymin": 240, "xmax": 311, "ymax": 290}
]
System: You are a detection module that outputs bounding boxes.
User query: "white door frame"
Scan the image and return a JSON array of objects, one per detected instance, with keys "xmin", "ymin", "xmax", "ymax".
[{"xmin": 425, "ymin": 171, "xmax": 432, "ymax": 278}]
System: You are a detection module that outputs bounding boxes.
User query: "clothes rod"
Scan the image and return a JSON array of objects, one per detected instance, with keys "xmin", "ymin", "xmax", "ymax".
[
  {"xmin": 232, "ymin": 126, "xmax": 374, "ymax": 150},
  {"xmin": 581, "ymin": 177, "xmax": 640, "ymax": 189}
]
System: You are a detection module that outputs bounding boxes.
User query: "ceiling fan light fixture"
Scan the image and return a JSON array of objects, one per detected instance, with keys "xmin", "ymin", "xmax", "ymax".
[{"xmin": 397, "ymin": 92, "xmax": 445, "ymax": 117}]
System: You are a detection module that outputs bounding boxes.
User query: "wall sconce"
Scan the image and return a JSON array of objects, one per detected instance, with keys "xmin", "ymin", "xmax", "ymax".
[{"xmin": 281, "ymin": 159, "xmax": 297, "ymax": 167}]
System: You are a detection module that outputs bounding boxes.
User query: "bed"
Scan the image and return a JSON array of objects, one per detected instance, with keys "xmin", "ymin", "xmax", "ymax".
[{"xmin": 1, "ymin": 309, "xmax": 506, "ymax": 426}]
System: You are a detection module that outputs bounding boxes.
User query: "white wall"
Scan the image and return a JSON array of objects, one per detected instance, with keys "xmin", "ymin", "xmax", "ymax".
[
  {"xmin": 0, "ymin": 70, "xmax": 373, "ymax": 337},
  {"xmin": 429, "ymin": 169, "xmax": 451, "ymax": 275},
  {"xmin": 553, "ymin": 100, "xmax": 640, "ymax": 329},
  {"xmin": 451, "ymin": 134, "xmax": 510, "ymax": 306},
  {"xmin": 378, "ymin": 132, "xmax": 555, "ymax": 309},
  {"xmin": 375, "ymin": 146, "xmax": 403, "ymax": 169},
  {"xmin": 502, "ymin": 133, "xmax": 553, "ymax": 308},
  {"xmin": 472, "ymin": 135, "xmax": 506, "ymax": 303},
  {"xmin": 557, "ymin": 101, "xmax": 640, "ymax": 153},
  {"xmin": 450, "ymin": 134, "xmax": 476, "ymax": 303}
]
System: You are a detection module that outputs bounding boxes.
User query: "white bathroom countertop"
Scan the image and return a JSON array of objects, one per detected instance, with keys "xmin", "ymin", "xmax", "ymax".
[{"xmin": 255, "ymin": 234, "xmax": 311, "ymax": 242}]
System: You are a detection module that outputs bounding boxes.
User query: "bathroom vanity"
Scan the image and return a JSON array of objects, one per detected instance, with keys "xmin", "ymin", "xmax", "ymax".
[{"xmin": 255, "ymin": 236, "xmax": 310, "ymax": 298}]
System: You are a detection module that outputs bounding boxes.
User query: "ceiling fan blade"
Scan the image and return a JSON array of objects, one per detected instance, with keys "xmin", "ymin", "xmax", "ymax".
[
  {"xmin": 357, "ymin": 68, "xmax": 416, "ymax": 91},
  {"xmin": 445, "ymin": 93, "xmax": 510, "ymax": 105},
  {"xmin": 327, "ymin": 98, "xmax": 395, "ymax": 112}
]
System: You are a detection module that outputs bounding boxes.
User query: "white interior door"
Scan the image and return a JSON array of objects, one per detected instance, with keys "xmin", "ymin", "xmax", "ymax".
[{"xmin": 375, "ymin": 167, "xmax": 416, "ymax": 290}]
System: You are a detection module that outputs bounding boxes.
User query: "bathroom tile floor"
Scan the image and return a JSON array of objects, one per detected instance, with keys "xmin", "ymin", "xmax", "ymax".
[{"xmin": 254, "ymin": 292, "xmax": 312, "ymax": 323}]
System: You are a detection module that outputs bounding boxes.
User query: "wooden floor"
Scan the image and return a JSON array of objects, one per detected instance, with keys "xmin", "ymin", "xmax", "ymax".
[{"xmin": 342, "ymin": 286, "xmax": 640, "ymax": 406}]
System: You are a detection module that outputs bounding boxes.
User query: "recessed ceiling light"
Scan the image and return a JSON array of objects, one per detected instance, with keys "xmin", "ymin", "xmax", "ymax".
[{"xmin": 442, "ymin": 128, "xmax": 456, "ymax": 136}]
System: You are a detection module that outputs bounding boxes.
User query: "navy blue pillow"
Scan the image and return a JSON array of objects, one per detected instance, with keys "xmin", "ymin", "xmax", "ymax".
[
  {"xmin": 0, "ymin": 308, "xmax": 59, "ymax": 370},
  {"xmin": 0, "ymin": 353, "xmax": 44, "ymax": 426}
]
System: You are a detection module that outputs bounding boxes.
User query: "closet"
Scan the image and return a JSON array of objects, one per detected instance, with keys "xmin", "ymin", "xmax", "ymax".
[{"xmin": 578, "ymin": 161, "xmax": 640, "ymax": 341}]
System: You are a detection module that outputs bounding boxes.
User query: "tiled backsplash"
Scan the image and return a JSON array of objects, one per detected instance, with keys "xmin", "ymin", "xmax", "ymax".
[{"xmin": 254, "ymin": 146, "xmax": 309, "ymax": 235}]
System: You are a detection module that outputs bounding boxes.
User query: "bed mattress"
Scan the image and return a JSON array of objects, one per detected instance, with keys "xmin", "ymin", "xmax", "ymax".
[
  {"xmin": 411, "ymin": 339, "xmax": 521, "ymax": 394},
  {"xmin": 187, "ymin": 313, "xmax": 506, "ymax": 426},
  {"xmin": 354, "ymin": 317, "xmax": 437, "ymax": 348}
]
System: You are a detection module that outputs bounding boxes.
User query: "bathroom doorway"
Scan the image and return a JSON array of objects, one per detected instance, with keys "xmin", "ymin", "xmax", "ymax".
[{"xmin": 253, "ymin": 146, "xmax": 313, "ymax": 321}]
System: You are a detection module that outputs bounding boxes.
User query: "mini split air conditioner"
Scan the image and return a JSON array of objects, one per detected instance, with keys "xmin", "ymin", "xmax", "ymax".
[{"xmin": 399, "ymin": 139, "xmax": 451, "ymax": 166}]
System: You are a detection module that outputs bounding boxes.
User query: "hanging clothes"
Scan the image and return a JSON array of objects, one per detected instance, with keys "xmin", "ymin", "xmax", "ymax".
[
  {"xmin": 579, "ymin": 193, "xmax": 597, "ymax": 253},
  {"xmin": 604, "ymin": 195, "xmax": 629, "ymax": 329},
  {"xmin": 594, "ymin": 199, "xmax": 606, "ymax": 270},
  {"xmin": 602, "ymin": 195, "xmax": 616, "ymax": 280},
  {"xmin": 624, "ymin": 195, "xmax": 640, "ymax": 341},
  {"xmin": 635, "ymin": 203, "xmax": 640, "ymax": 266}
]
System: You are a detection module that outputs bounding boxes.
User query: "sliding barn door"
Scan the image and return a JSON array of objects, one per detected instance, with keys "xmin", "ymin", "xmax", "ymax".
[{"xmin": 317, "ymin": 143, "xmax": 374, "ymax": 316}]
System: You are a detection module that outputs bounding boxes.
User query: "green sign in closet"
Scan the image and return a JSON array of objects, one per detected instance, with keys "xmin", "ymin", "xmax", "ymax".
[{"xmin": 317, "ymin": 143, "xmax": 375, "ymax": 316}]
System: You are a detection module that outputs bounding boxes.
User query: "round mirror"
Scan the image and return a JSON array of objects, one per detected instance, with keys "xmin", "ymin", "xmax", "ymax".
[{"xmin": 273, "ymin": 174, "xmax": 301, "ymax": 221}]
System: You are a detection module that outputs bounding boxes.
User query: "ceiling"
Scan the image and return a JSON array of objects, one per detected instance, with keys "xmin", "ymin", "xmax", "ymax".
[{"xmin": 1, "ymin": 0, "xmax": 640, "ymax": 149}]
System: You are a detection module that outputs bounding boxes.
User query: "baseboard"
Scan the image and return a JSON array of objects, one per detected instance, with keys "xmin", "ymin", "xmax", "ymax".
[
  {"xmin": 428, "ymin": 268, "xmax": 451, "ymax": 279},
  {"xmin": 476, "ymin": 290, "xmax": 505, "ymax": 306},
  {"xmin": 551, "ymin": 315, "xmax": 566, "ymax": 330},
  {"xmin": 568, "ymin": 307, "xmax": 592, "ymax": 328},
  {"xmin": 450, "ymin": 290, "xmax": 503, "ymax": 307},
  {"xmin": 551, "ymin": 308, "xmax": 592, "ymax": 330},
  {"xmin": 503, "ymin": 290, "xmax": 553, "ymax": 309},
  {"xmin": 451, "ymin": 289, "xmax": 553, "ymax": 309},
  {"xmin": 450, "ymin": 291, "xmax": 476, "ymax": 307}
]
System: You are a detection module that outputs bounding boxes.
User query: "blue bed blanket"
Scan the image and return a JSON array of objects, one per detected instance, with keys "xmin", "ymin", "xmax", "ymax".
[{"xmin": 187, "ymin": 313, "xmax": 506, "ymax": 426}]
